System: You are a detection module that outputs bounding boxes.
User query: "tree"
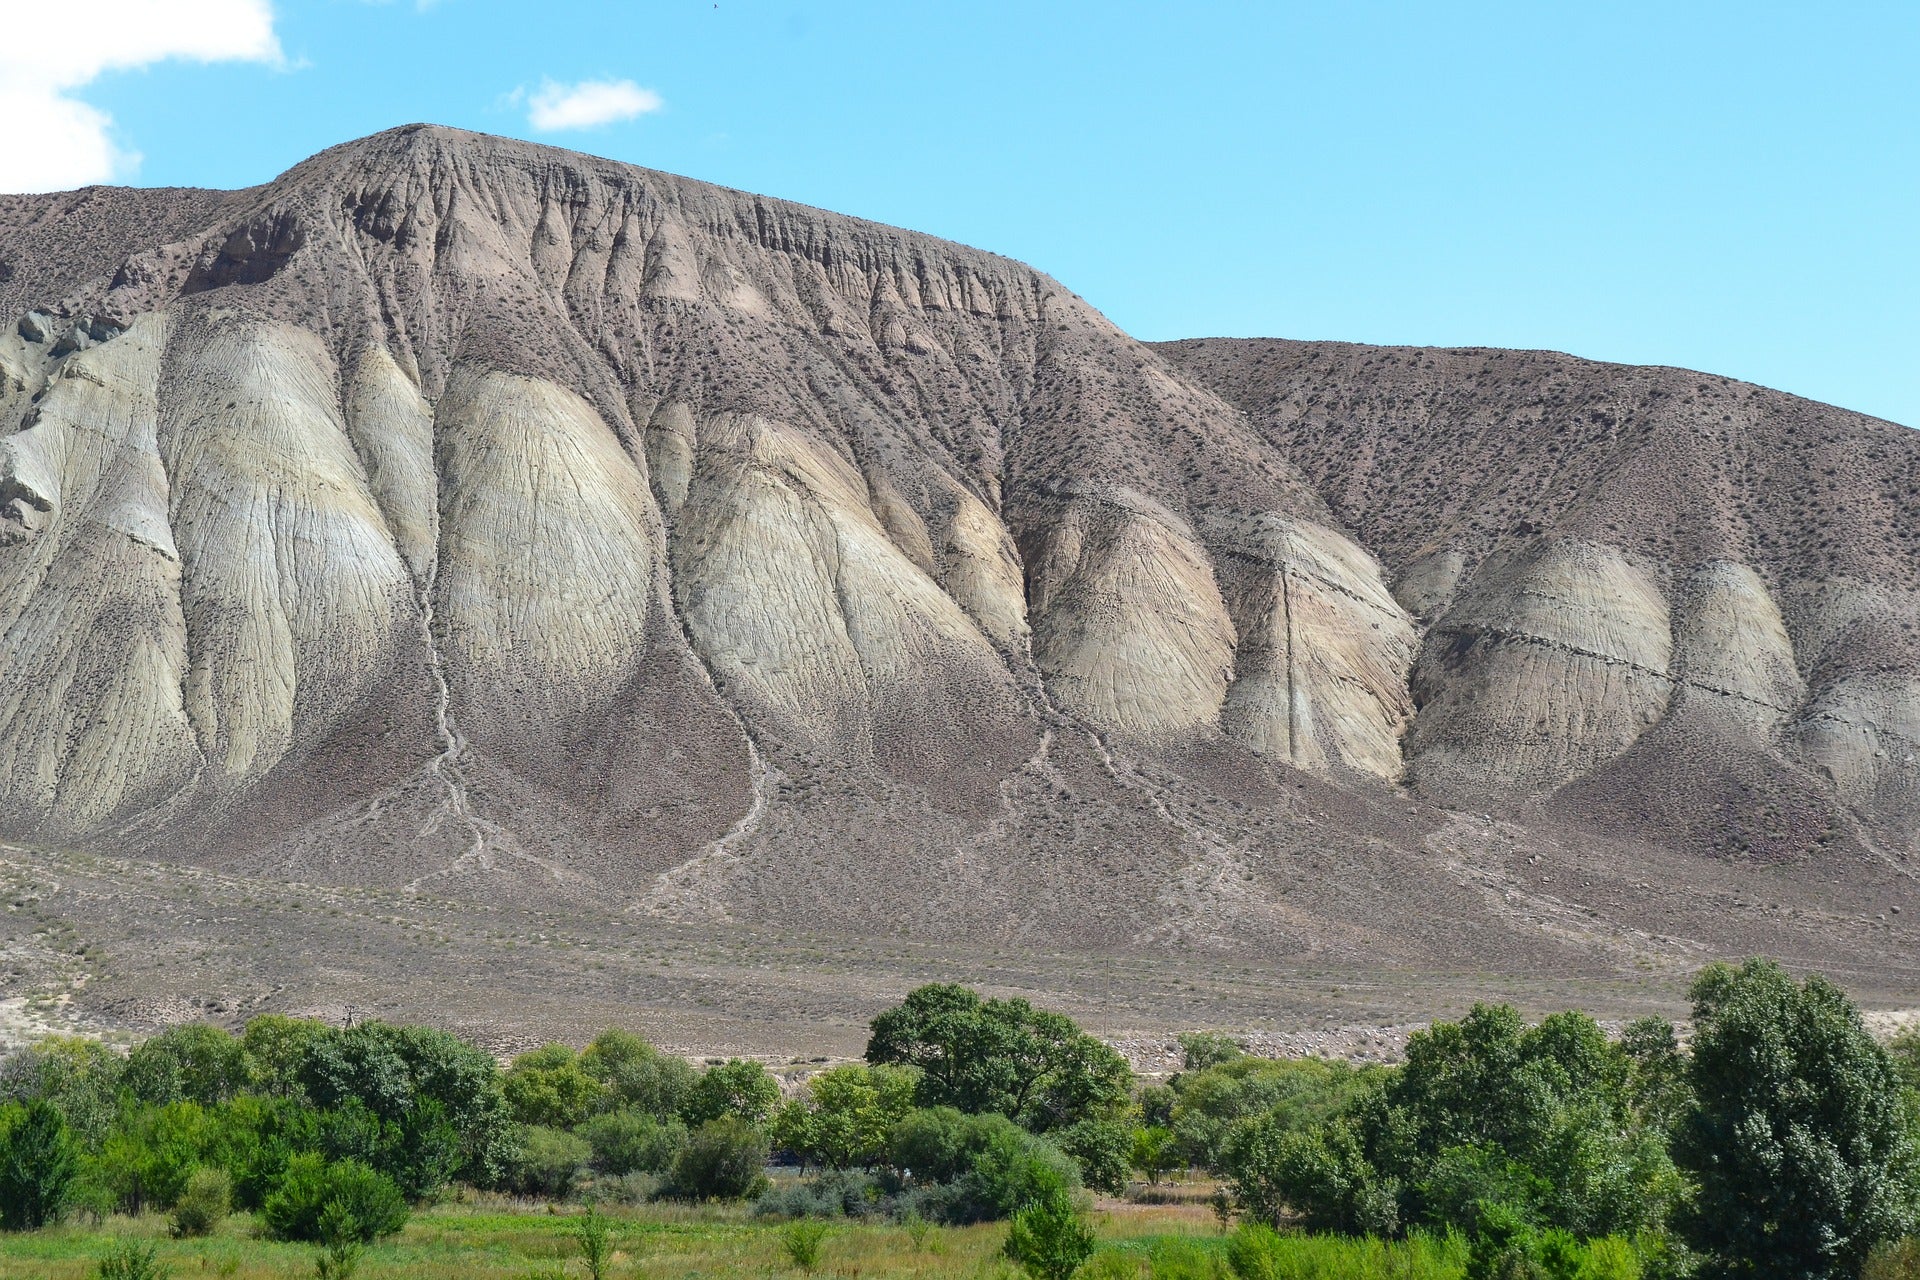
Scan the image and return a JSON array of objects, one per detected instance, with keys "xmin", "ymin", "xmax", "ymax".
[
  {"xmin": 0, "ymin": 1099, "xmax": 77, "ymax": 1228},
  {"xmin": 1178, "ymin": 1032, "xmax": 1244, "ymax": 1072},
  {"xmin": 578, "ymin": 1030, "xmax": 698, "ymax": 1121},
  {"xmin": 1004, "ymin": 1185, "xmax": 1094, "ymax": 1280},
  {"xmin": 682, "ymin": 1059, "xmax": 780, "ymax": 1127},
  {"xmin": 298, "ymin": 1021, "xmax": 516, "ymax": 1189},
  {"xmin": 1675, "ymin": 959, "xmax": 1919, "ymax": 1279},
  {"xmin": 771, "ymin": 1064, "xmax": 918, "ymax": 1170},
  {"xmin": 1889, "ymin": 1026, "xmax": 1920, "ymax": 1095},
  {"xmin": 580, "ymin": 1107, "xmax": 686, "ymax": 1175},
  {"xmin": 122, "ymin": 1025, "xmax": 247, "ymax": 1107},
  {"xmin": 1130, "ymin": 1125, "xmax": 1178, "ymax": 1186},
  {"xmin": 239, "ymin": 1015, "xmax": 328, "ymax": 1100},
  {"xmin": 503, "ymin": 1044, "xmax": 605, "ymax": 1129},
  {"xmin": 1054, "ymin": 1118, "xmax": 1131, "ymax": 1195},
  {"xmin": 866, "ymin": 984, "xmax": 1132, "ymax": 1132},
  {"xmin": 0, "ymin": 1036, "xmax": 124, "ymax": 1144}
]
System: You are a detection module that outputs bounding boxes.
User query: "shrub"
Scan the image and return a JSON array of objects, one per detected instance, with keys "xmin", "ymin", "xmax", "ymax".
[
  {"xmin": 1079, "ymin": 1249, "xmax": 1144, "ymax": 1280},
  {"xmin": 169, "ymin": 1165, "xmax": 233, "ymax": 1237},
  {"xmin": 262, "ymin": 1154, "xmax": 409, "ymax": 1243},
  {"xmin": 313, "ymin": 1201, "xmax": 365, "ymax": 1280},
  {"xmin": 666, "ymin": 1117, "xmax": 769, "ymax": 1200},
  {"xmin": 781, "ymin": 1217, "xmax": 831, "ymax": 1271},
  {"xmin": 954, "ymin": 1119, "xmax": 1081, "ymax": 1224},
  {"xmin": 575, "ymin": 1203, "xmax": 614, "ymax": 1280},
  {"xmin": 0, "ymin": 1098, "xmax": 77, "ymax": 1228},
  {"xmin": 510, "ymin": 1125, "xmax": 591, "ymax": 1199},
  {"xmin": 581, "ymin": 1106, "xmax": 685, "ymax": 1175},
  {"xmin": 755, "ymin": 1169, "xmax": 884, "ymax": 1219},
  {"xmin": 1004, "ymin": 1187, "xmax": 1094, "ymax": 1280},
  {"xmin": 94, "ymin": 1240, "xmax": 170, "ymax": 1280},
  {"xmin": 1866, "ymin": 1238, "xmax": 1920, "ymax": 1280}
]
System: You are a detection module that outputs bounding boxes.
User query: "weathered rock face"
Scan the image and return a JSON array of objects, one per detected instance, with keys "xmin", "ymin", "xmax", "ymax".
[{"xmin": 0, "ymin": 127, "xmax": 1915, "ymax": 957}]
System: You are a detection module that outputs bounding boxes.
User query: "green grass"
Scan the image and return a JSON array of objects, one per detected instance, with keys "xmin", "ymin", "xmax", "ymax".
[{"xmin": 0, "ymin": 1200, "xmax": 1648, "ymax": 1280}]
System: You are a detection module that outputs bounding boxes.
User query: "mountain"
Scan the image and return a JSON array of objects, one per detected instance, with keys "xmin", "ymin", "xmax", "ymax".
[{"xmin": 0, "ymin": 127, "xmax": 1915, "ymax": 1038}]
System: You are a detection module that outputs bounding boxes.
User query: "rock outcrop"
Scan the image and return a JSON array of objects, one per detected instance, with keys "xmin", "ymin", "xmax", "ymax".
[{"xmin": 1, "ymin": 127, "xmax": 1915, "ymax": 964}]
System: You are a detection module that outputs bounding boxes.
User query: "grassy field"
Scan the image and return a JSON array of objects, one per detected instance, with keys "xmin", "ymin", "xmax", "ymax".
[{"xmin": 0, "ymin": 1196, "xmax": 1265, "ymax": 1280}]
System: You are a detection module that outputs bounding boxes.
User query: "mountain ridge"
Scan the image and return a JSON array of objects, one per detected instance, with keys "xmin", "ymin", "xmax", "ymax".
[{"xmin": 0, "ymin": 126, "xmax": 1915, "ymax": 1039}]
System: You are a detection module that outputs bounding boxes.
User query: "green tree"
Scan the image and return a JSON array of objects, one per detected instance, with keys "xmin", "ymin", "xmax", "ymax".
[
  {"xmin": 122, "ymin": 1025, "xmax": 246, "ymax": 1107},
  {"xmin": 0, "ymin": 1098, "xmax": 77, "ymax": 1228},
  {"xmin": 298, "ymin": 1021, "xmax": 515, "ymax": 1189},
  {"xmin": 1054, "ymin": 1118, "xmax": 1131, "ymax": 1194},
  {"xmin": 770, "ymin": 1063, "xmax": 918, "ymax": 1170},
  {"xmin": 866, "ymin": 984, "xmax": 1132, "ymax": 1132},
  {"xmin": 1004, "ymin": 1185, "xmax": 1095, "ymax": 1280},
  {"xmin": 1131, "ymin": 1124, "xmax": 1178, "ymax": 1186},
  {"xmin": 1889, "ymin": 1026, "xmax": 1920, "ymax": 1095},
  {"xmin": 578, "ymin": 1029, "xmax": 698, "ymax": 1121},
  {"xmin": 580, "ymin": 1107, "xmax": 686, "ymax": 1175},
  {"xmin": 503, "ymin": 1044, "xmax": 605, "ymax": 1129},
  {"xmin": 1169, "ymin": 1055, "xmax": 1367, "ymax": 1171},
  {"xmin": 509, "ymin": 1126, "xmax": 592, "ymax": 1199},
  {"xmin": 238, "ymin": 1015, "xmax": 328, "ymax": 1100},
  {"xmin": 1178, "ymin": 1032, "xmax": 1244, "ymax": 1072},
  {"xmin": 1675, "ymin": 959, "xmax": 1919, "ymax": 1279},
  {"xmin": 682, "ymin": 1059, "xmax": 781, "ymax": 1127},
  {"xmin": 0, "ymin": 1036, "xmax": 124, "ymax": 1144}
]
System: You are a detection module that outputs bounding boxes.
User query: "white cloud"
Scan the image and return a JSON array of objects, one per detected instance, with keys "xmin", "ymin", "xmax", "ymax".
[
  {"xmin": 0, "ymin": 0, "xmax": 281, "ymax": 193},
  {"xmin": 527, "ymin": 79, "xmax": 663, "ymax": 132}
]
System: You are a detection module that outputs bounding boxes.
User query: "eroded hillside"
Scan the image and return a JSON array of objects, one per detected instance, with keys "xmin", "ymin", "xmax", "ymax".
[{"xmin": 0, "ymin": 128, "xmax": 1915, "ymax": 1023}]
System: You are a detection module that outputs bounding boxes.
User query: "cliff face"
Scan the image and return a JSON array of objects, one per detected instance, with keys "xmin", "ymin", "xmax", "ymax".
[{"xmin": 0, "ymin": 127, "xmax": 1914, "ymax": 970}]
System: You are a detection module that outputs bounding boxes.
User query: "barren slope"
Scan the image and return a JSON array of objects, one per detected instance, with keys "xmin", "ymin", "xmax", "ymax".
[{"xmin": 0, "ymin": 128, "xmax": 1915, "ymax": 1041}]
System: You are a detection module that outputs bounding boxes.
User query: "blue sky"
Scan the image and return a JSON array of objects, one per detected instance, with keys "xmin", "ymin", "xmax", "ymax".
[{"xmin": 8, "ymin": 1, "xmax": 1916, "ymax": 427}]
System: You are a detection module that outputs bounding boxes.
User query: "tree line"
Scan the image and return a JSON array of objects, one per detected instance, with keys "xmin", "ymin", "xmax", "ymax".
[{"xmin": 1, "ymin": 958, "xmax": 1918, "ymax": 1280}]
